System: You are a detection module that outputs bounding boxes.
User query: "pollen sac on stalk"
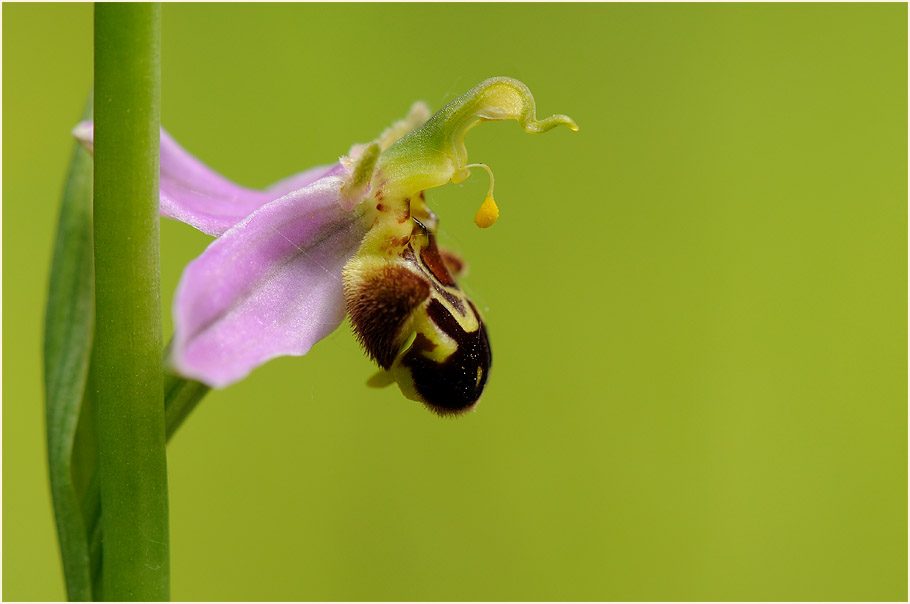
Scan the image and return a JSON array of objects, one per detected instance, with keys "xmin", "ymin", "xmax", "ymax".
[{"xmin": 343, "ymin": 207, "xmax": 491, "ymax": 416}]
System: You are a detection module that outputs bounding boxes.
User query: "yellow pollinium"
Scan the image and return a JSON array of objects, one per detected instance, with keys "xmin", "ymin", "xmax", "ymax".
[{"xmin": 474, "ymin": 195, "xmax": 500, "ymax": 228}]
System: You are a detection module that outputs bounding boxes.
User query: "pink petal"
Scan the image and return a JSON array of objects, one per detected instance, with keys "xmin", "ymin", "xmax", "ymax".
[
  {"xmin": 72, "ymin": 121, "xmax": 339, "ymax": 236},
  {"xmin": 171, "ymin": 174, "xmax": 367, "ymax": 387}
]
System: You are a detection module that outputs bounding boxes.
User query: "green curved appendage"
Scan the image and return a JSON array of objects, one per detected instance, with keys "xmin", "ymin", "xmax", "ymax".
[{"xmin": 377, "ymin": 77, "xmax": 578, "ymax": 197}]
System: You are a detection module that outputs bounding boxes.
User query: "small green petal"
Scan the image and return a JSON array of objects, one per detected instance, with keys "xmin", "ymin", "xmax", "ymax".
[{"xmin": 341, "ymin": 142, "xmax": 380, "ymax": 210}]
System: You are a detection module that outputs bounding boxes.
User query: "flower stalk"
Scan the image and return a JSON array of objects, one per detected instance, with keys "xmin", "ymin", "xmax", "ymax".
[
  {"xmin": 163, "ymin": 356, "xmax": 210, "ymax": 441},
  {"xmin": 91, "ymin": 3, "xmax": 169, "ymax": 600}
]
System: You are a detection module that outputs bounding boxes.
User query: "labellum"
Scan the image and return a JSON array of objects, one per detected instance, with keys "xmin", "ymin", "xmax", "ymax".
[{"xmin": 344, "ymin": 197, "xmax": 491, "ymax": 415}]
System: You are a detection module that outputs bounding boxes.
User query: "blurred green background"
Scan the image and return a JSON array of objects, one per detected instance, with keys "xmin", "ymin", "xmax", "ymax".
[{"xmin": 3, "ymin": 3, "xmax": 907, "ymax": 601}]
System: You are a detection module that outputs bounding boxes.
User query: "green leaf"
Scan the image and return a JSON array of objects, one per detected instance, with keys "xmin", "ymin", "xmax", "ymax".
[{"xmin": 44, "ymin": 92, "xmax": 97, "ymax": 602}]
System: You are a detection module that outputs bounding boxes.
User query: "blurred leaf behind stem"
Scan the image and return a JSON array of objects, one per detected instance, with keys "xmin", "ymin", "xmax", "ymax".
[{"xmin": 44, "ymin": 92, "xmax": 98, "ymax": 602}]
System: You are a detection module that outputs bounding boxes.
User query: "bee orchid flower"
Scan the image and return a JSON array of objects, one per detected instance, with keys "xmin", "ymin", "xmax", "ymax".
[{"xmin": 74, "ymin": 77, "xmax": 577, "ymax": 415}]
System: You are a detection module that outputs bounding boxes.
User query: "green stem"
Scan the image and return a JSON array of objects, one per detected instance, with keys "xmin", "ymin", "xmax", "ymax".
[
  {"xmin": 165, "ymin": 371, "xmax": 210, "ymax": 442},
  {"xmin": 91, "ymin": 4, "xmax": 168, "ymax": 601},
  {"xmin": 86, "ymin": 361, "xmax": 209, "ymax": 602}
]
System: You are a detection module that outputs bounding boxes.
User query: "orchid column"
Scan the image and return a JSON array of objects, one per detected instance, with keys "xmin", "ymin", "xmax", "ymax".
[{"xmin": 92, "ymin": 3, "xmax": 169, "ymax": 600}]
